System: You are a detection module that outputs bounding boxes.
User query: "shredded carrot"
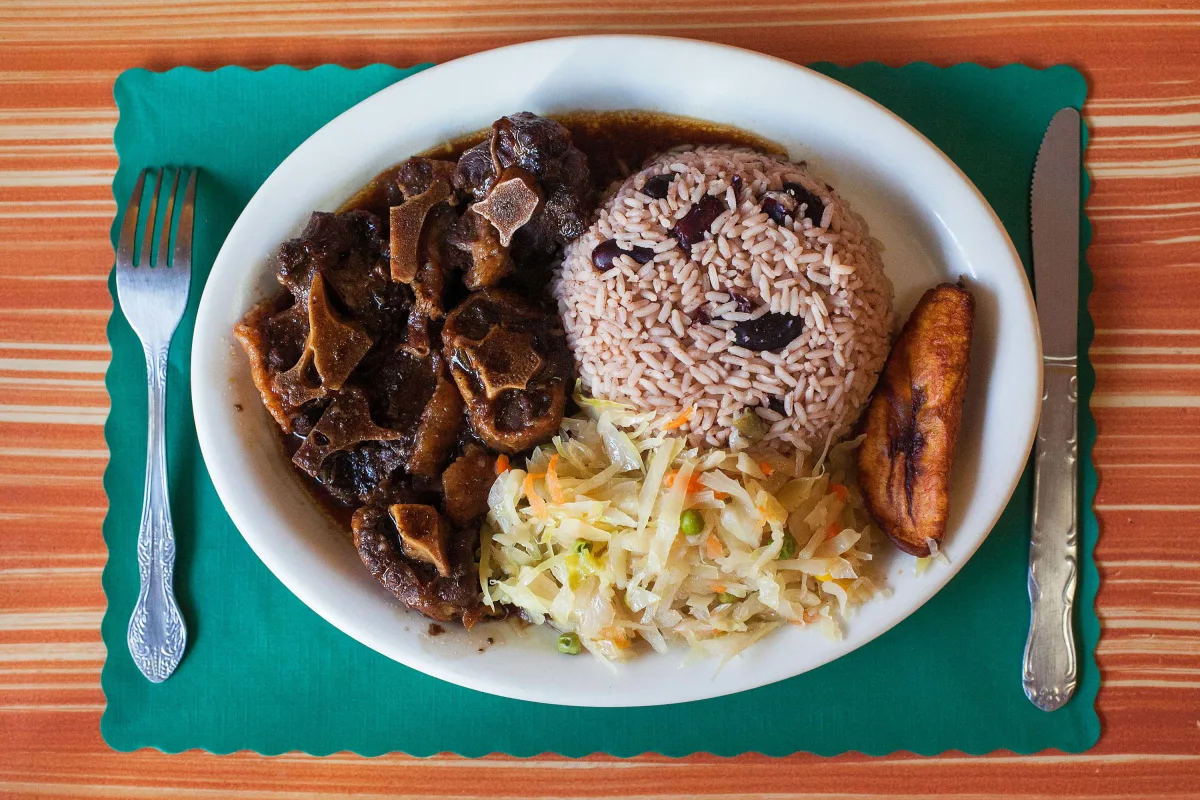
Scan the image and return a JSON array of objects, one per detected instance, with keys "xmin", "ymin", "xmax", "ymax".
[
  {"xmin": 522, "ymin": 472, "xmax": 548, "ymax": 518},
  {"xmin": 711, "ymin": 582, "xmax": 726, "ymax": 594},
  {"xmin": 665, "ymin": 469, "xmax": 704, "ymax": 494},
  {"xmin": 824, "ymin": 521, "xmax": 841, "ymax": 541},
  {"xmin": 662, "ymin": 406, "xmax": 693, "ymax": 431},
  {"xmin": 758, "ymin": 460, "xmax": 776, "ymax": 477},
  {"xmin": 545, "ymin": 454, "xmax": 566, "ymax": 504},
  {"xmin": 830, "ymin": 483, "xmax": 849, "ymax": 502},
  {"xmin": 712, "ymin": 490, "xmax": 730, "ymax": 501},
  {"xmin": 494, "ymin": 454, "xmax": 510, "ymax": 475},
  {"xmin": 705, "ymin": 532, "xmax": 724, "ymax": 559},
  {"xmin": 599, "ymin": 625, "xmax": 631, "ymax": 649},
  {"xmin": 814, "ymin": 575, "xmax": 853, "ymax": 591}
]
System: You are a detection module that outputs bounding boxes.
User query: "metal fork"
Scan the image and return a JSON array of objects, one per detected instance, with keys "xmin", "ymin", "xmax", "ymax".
[{"xmin": 116, "ymin": 167, "xmax": 196, "ymax": 683}]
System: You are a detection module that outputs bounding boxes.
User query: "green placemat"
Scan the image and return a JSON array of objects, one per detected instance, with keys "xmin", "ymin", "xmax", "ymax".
[{"xmin": 101, "ymin": 62, "xmax": 1098, "ymax": 757}]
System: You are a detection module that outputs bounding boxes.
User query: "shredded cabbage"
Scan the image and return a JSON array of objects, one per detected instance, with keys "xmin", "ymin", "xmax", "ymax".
[{"xmin": 479, "ymin": 394, "xmax": 883, "ymax": 662}]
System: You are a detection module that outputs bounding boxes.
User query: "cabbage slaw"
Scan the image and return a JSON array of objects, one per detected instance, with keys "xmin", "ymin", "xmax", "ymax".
[{"xmin": 479, "ymin": 391, "xmax": 884, "ymax": 663}]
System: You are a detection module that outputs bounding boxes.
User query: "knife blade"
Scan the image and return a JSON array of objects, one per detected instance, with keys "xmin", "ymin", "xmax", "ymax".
[{"xmin": 1023, "ymin": 107, "xmax": 1081, "ymax": 712}]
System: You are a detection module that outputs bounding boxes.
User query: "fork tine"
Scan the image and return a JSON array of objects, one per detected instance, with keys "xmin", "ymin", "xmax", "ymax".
[
  {"xmin": 138, "ymin": 168, "xmax": 163, "ymax": 269},
  {"xmin": 115, "ymin": 168, "xmax": 148, "ymax": 271},
  {"xmin": 172, "ymin": 169, "xmax": 197, "ymax": 275},
  {"xmin": 156, "ymin": 168, "xmax": 181, "ymax": 268}
]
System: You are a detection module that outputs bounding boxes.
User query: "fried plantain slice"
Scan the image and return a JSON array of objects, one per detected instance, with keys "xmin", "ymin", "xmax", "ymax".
[{"xmin": 858, "ymin": 281, "xmax": 975, "ymax": 556}]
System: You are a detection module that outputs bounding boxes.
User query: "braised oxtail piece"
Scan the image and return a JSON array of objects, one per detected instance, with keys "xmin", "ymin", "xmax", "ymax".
[
  {"xmin": 352, "ymin": 499, "xmax": 490, "ymax": 627},
  {"xmin": 453, "ymin": 112, "xmax": 591, "ymax": 260},
  {"xmin": 234, "ymin": 210, "xmax": 402, "ymax": 434},
  {"xmin": 441, "ymin": 289, "xmax": 571, "ymax": 454}
]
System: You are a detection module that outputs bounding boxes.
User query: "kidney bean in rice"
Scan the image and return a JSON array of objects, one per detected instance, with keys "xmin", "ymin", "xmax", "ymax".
[{"xmin": 553, "ymin": 145, "xmax": 894, "ymax": 452}]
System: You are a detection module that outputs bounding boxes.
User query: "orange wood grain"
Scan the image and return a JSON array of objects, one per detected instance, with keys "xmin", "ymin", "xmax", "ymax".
[{"xmin": 2, "ymin": 1, "xmax": 1199, "ymax": 796}]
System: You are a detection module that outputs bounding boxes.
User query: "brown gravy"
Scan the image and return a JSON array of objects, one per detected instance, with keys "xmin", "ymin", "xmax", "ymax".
[
  {"xmin": 280, "ymin": 432, "xmax": 357, "ymax": 537},
  {"xmin": 340, "ymin": 110, "xmax": 781, "ymax": 216}
]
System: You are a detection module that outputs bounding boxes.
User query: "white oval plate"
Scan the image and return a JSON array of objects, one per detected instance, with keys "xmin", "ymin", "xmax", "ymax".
[{"xmin": 193, "ymin": 36, "xmax": 1040, "ymax": 707}]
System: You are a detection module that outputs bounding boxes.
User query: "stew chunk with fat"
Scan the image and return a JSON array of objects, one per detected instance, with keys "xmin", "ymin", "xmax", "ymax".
[{"xmin": 442, "ymin": 289, "xmax": 571, "ymax": 454}]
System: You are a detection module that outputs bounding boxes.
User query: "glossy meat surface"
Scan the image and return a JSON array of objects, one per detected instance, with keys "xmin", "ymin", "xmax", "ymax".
[
  {"xmin": 237, "ymin": 113, "xmax": 591, "ymax": 627},
  {"xmin": 442, "ymin": 289, "xmax": 571, "ymax": 454},
  {"xmin": 352, "ymin": 499, "xmax": 488, "ymax": 627},
  {"xmin": 235, "ymin": 210, "xmax": 456, "ymax": 504},
  {"xmin": 453, "ymin": 112, "xmax": 591, "ymax": 261}
]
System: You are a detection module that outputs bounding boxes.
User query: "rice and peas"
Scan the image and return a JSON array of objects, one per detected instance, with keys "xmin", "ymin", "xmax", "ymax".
[{"xmin": 482, "ymin": 146, "xmax": 895, "ymax": 661}]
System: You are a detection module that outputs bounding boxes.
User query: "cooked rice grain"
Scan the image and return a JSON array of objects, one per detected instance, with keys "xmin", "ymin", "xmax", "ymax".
[{"xmin": 554, "ymin": 146, "xmax": 893, "ymax": 452}]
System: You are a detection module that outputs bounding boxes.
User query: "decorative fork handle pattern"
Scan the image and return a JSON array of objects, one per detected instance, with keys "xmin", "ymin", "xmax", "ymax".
[
  {"xmin": 127, "ymin": 342, "xmax": 187, "ymax": 683},
  {"xmin": 1023, "ymin": 356, "xmax": 1079, "ymax": 711}
]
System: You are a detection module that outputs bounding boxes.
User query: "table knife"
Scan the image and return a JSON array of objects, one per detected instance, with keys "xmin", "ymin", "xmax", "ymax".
[{"xmin": 1023, "ymin": 107, "xmax": 1081, "ymax": 712}]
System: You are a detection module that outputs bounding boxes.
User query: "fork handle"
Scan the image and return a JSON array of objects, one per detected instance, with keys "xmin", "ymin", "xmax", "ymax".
[{"xmin": 127, "ymin": 342, "xmax": 187, "ymax": 682}]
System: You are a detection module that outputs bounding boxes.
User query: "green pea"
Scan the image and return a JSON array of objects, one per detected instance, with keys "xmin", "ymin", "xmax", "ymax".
[
  {"xmin": 679, "ymin": 508, "xmax": 705, "ymax": 537},
  {"xmin": 716, "ymin": 592, "xmax": 738, "ymax": 605},
  {"xmin": 732, "ymin": 409, "xmax": 768, "ymax": 442},
  {"xmin": 777, "ymin": 532, "xmax": 798, "ymax": 560},
  {"xmin": 557, "ymin": 632, "xmax": 582, "ymax": 655},
  {"xmin": 572, "ymin": 539, "xmax": 592, "ymax": 555}
]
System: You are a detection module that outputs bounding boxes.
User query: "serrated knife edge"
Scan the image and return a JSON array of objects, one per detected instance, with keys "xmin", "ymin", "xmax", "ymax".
[{"xmin": 1031, "ymin": 107, "xmax": 1081, "ymax": 360}]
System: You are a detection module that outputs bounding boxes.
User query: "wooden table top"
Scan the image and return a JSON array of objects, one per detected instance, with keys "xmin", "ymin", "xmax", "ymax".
[{"xmin": 2, "ymin": 2, "xmax": 1199, "ymax": 796}]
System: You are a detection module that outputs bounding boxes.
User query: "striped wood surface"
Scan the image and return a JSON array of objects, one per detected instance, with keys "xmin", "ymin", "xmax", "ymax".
[{"xmin": 2, "ymin": 1, "xmax": 1199, "ymax": 797}]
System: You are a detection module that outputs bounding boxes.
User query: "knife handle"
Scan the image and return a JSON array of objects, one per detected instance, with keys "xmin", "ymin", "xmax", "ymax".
[{"xmin": 1023, "ymin": 357, "xmax": 1079, "ymax": 711}]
